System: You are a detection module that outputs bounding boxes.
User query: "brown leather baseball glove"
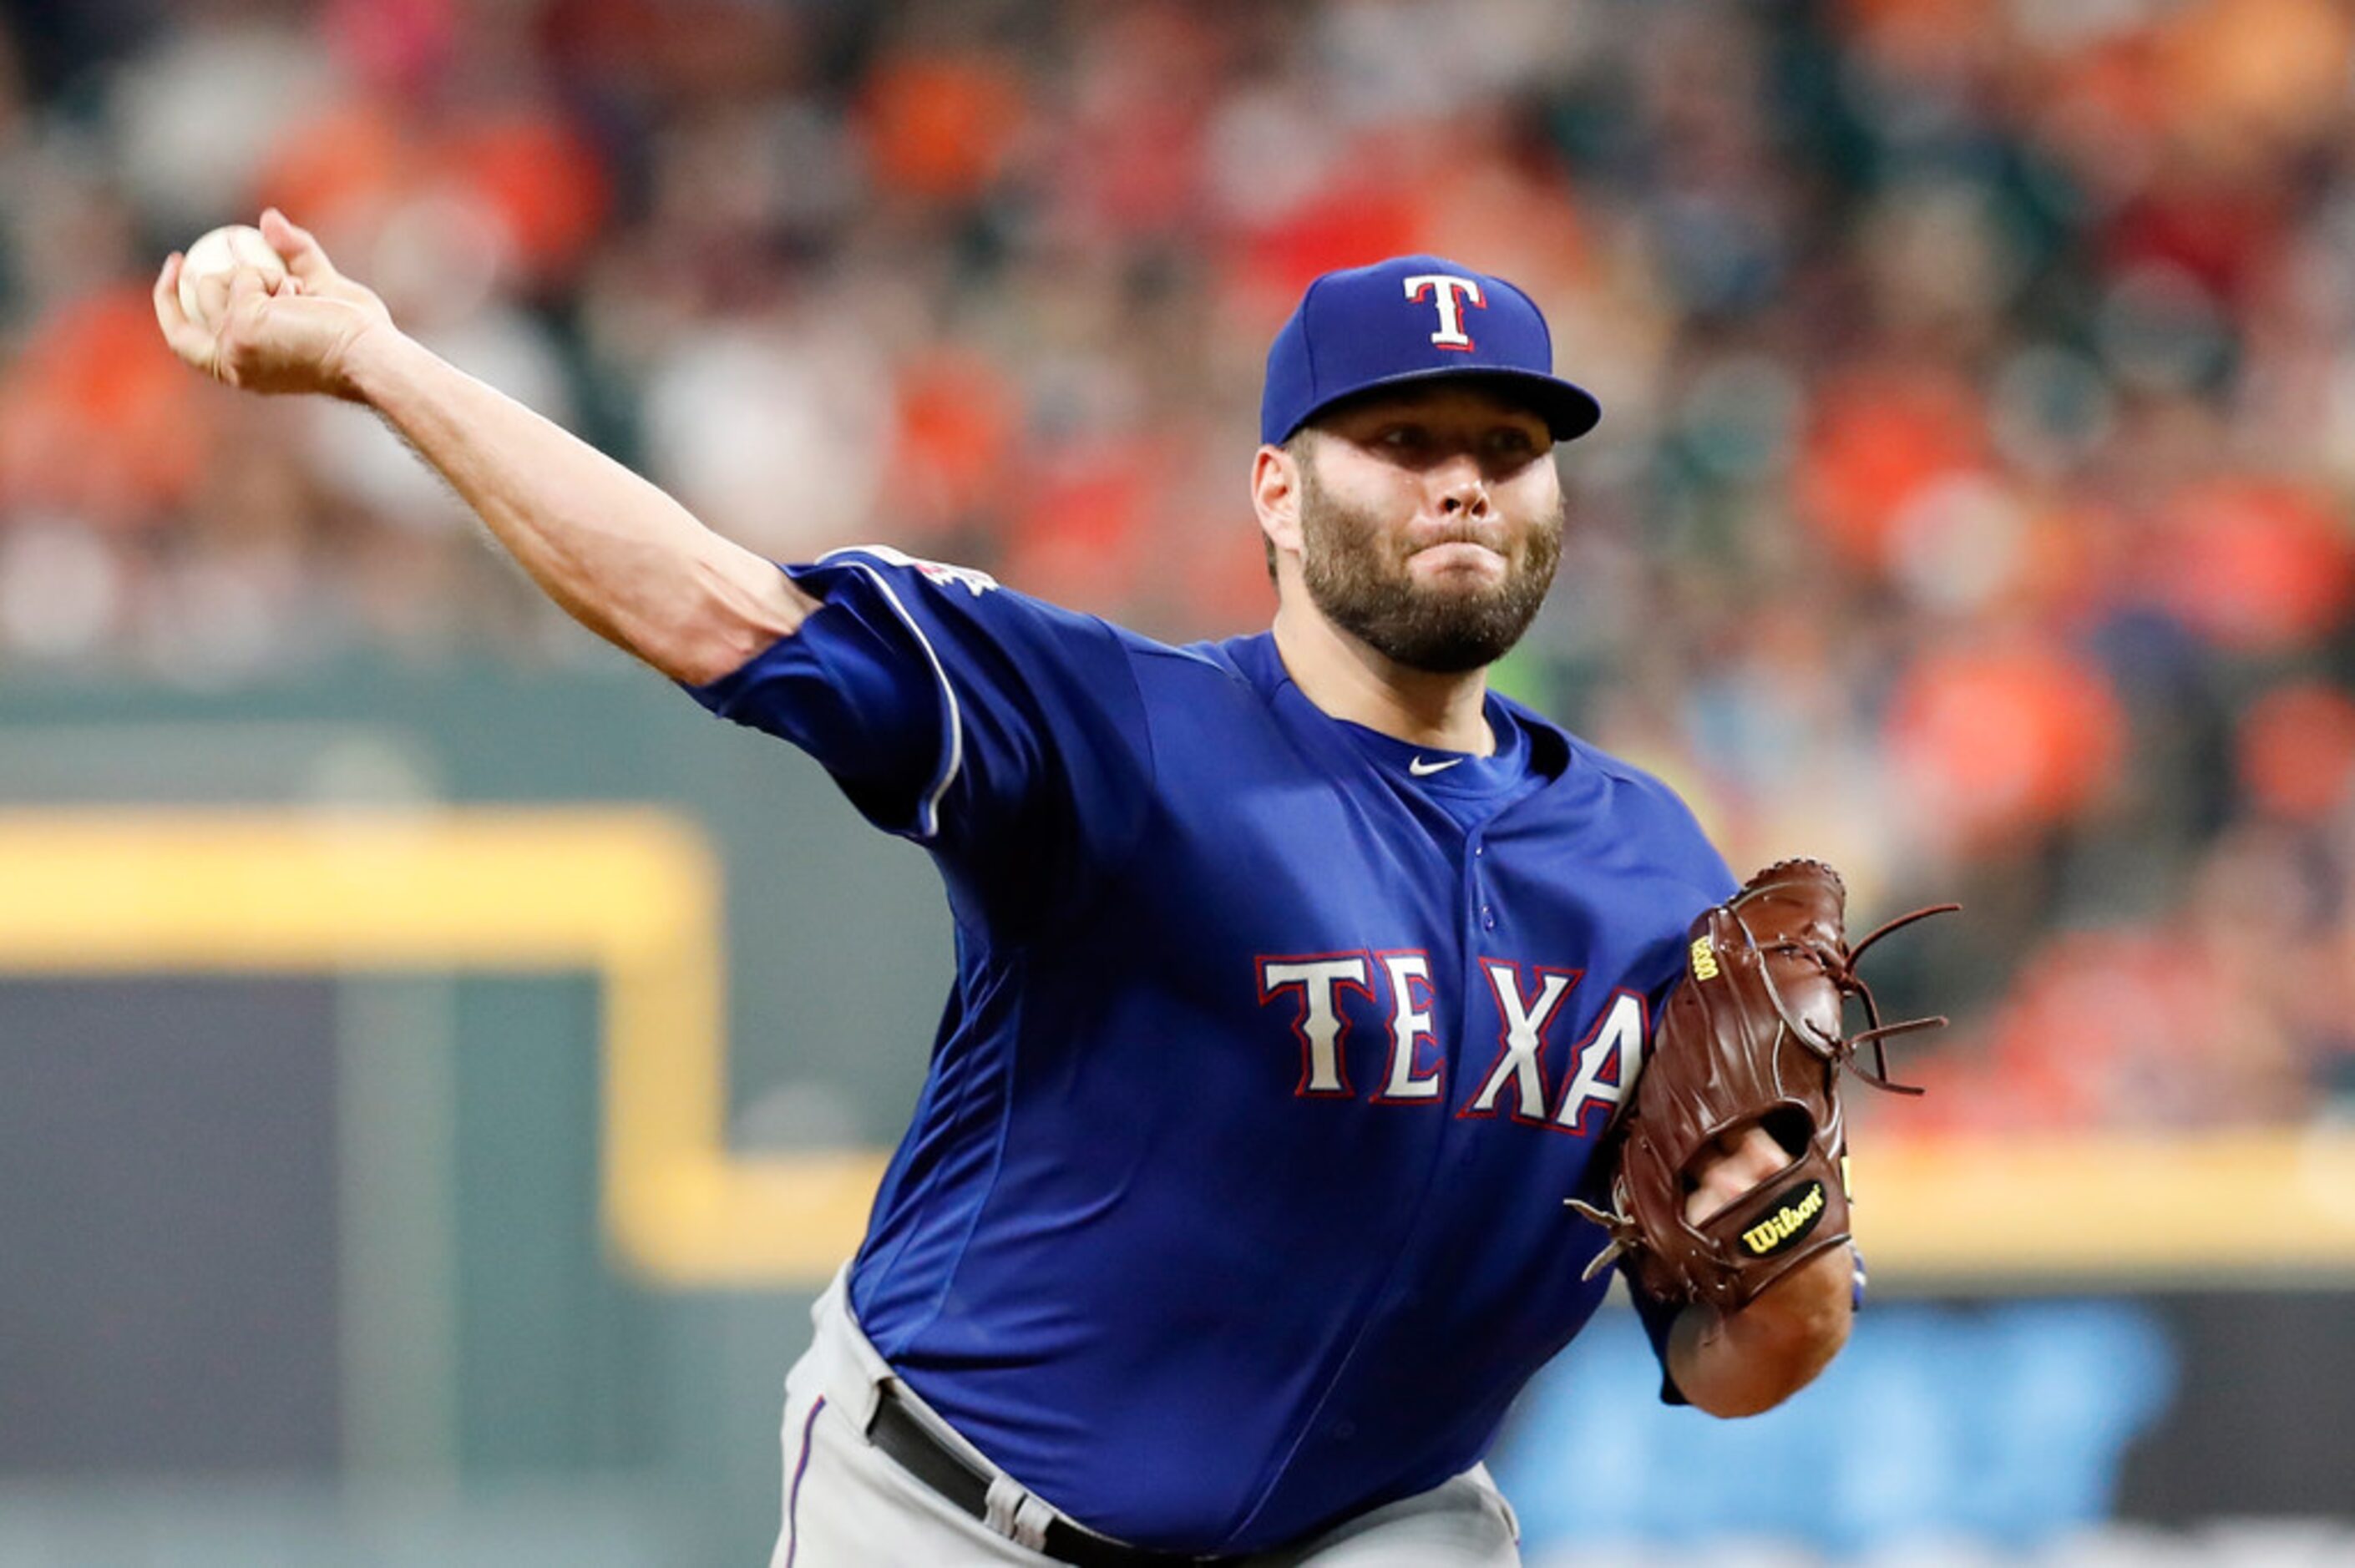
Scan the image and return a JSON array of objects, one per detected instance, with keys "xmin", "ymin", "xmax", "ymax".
[{"xmin": 1567, "ymin": 858, "xmax": 1955, "ymax": 1313}]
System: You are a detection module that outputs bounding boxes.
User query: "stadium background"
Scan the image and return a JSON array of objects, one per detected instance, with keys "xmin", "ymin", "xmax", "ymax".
[{"xmin": 2, "ymin": 0, "xmax": 2352, "ymax": 1561}]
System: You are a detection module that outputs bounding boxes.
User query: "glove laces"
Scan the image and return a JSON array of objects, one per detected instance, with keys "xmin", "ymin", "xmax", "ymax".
[{"xmin": 1741, "ymin": 897, "xmax": 1961, "ymax": 1095}]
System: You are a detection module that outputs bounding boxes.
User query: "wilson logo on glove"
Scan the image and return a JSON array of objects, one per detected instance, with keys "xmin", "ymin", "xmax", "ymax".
[
  {"xmin": 1689, "ymin": 936, "xmax": 1719, "ymax": 982},
  {"xmin": 1740, "ymin": 1180, "xmax": 1828, "ymax": 1257}
]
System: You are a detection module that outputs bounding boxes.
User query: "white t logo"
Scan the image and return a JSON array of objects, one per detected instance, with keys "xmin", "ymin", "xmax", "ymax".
[{"xmin": 1403, "ymin": 273, "xmax": 1485, "ymax": 351}]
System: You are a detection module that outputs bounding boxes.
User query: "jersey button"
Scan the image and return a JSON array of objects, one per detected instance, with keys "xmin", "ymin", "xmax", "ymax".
[{"xmin": 1481, "ymin": 905, "xmax": 1496, "ymax": 928}]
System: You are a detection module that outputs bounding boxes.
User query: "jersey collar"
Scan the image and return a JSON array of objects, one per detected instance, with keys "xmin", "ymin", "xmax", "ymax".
[{"xmin": 1217, "ymin": 630, "xmax": 1575, "ymax": 783}]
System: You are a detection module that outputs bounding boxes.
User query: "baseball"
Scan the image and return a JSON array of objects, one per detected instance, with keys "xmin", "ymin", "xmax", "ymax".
[{"xmin": 176, "ymin": 223, "xmax": 286, "ymax": 330}]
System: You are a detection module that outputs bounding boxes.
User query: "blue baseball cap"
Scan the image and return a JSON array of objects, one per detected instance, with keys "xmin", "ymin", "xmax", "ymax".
[{"xmin": 1260, "ymin": 255, "xmax": 1603, "ymax": 447}]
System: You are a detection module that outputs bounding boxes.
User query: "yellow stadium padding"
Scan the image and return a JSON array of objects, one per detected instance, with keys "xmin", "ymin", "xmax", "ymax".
[
  {"xmin": 0, "ymin": 807, "xmax": 879, "ymax": 1287},
  {"xmin": 3, "ymin": 807, "xmax": 2348, "ymax": 1290},
  {"xmin": 1854, "ymin": 1128, "xmax": 2355, "ymax": 1284}
]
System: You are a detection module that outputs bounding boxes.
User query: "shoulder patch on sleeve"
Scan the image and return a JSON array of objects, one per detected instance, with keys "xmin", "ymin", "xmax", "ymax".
[{"xmin": 819, "ymin": 544, "xmax": 999, "ymax": 598}]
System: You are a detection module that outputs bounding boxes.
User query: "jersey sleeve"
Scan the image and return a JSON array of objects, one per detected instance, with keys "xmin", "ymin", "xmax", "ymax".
[
  {"xmin": 684, "ymin": 546, "xmax": 1155, "ymax": 933},
  {"xmin": 1623, "ymin": 1269, "xmax": 1690, "ymax": 1406}
]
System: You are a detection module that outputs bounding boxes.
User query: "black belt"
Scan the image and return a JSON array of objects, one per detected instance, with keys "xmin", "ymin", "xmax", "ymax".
[{"xmin": 864, "ymin": 1383, "xmax": 1229, "ymax": 1567}]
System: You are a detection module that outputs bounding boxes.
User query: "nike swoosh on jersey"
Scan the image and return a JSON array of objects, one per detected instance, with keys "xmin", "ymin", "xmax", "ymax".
[{"xmin": 1408, "ymin": 756, "xmax": 1466, "ymax": 776}]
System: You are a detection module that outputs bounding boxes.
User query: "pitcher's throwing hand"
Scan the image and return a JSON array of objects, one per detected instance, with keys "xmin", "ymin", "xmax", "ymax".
[{"xmin": 154, "ymin": 208, "xmax": 392, "ymax": 399}]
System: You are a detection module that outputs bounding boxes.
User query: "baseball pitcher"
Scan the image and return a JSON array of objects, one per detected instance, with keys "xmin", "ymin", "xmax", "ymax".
[{"xmin": 155, "ymin": 217, "xmax": 1943, "ymax": 1566}]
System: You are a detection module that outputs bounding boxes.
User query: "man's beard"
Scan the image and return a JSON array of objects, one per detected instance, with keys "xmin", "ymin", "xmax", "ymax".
[{"xmin": 1296, "ymin": 463, "xmax": 1564, "ymax": 675}]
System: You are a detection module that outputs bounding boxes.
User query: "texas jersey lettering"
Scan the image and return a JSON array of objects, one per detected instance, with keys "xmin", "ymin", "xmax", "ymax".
[
  {"xmin": 692, "ymin": 547, "xmax": 1735, "ymax": 1555},
  {"xmin": 1256, "ymin": 955, "xmax": 1650, "ymax": 1136}
]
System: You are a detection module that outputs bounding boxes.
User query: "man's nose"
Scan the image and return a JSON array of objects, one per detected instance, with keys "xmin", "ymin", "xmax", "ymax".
[{"xmin": 1433, "ymin": 454, "xmax": 1492, "ymax": 516}]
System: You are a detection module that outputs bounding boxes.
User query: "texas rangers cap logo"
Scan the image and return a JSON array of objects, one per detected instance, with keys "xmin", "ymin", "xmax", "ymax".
[
  {"xmin": 1402, "ymin": 273, "xmax": 1485, "ymax": 352},
  {"xmin": 1258, "ymin": 255, "xmax": 1603, "ymax": 445}
]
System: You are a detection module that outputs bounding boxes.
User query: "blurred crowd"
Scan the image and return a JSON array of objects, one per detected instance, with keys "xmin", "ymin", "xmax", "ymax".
[{"xmin": 1, "ymin": 0, "xmax": 2352, "ymax": 1130}]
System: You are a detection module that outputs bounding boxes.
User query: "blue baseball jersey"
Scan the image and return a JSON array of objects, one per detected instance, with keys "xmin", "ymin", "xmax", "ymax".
[{"xmin": 689, "ymin": 546, "xmax": 1737, "ymax": 1555}]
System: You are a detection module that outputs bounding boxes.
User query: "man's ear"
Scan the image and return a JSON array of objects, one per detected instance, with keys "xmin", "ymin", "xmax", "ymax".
[{"xmin": 1253, "ymin": 441, "xmax": 1304, "ymax": 558}]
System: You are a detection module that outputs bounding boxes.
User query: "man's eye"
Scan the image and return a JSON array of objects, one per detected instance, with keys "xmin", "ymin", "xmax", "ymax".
[
  {"xmin": 1488, "ymin": 429, "xmax": 1537, "ymax": 455},
  {"xmin": 1379, "ymin": 426, "xmax": 1426, "ymax": 448}
]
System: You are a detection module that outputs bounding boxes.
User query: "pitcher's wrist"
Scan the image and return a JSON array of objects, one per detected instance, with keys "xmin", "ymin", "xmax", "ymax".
[{"xmin": 335, "ymin": 320, "xmax": 420, "ymax": 407}]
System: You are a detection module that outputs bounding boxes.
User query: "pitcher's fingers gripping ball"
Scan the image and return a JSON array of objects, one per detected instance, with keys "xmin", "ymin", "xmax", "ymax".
[
  {"xmin": 175, "ymin": 224, "xmax": 287, "ymax": 331},
  {"xmin": 1568, "ymin": 858, "xmax": 1958, "ymax": 1313},
  {"xmin": 154, "ymin": 209, "xmax": 391, "ymax": 397}
]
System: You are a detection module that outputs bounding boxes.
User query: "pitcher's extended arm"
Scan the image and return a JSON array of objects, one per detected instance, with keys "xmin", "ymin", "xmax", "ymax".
[{"xmin": 154, "ymin": 209, "xmax": 813, "ymax": 683}]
